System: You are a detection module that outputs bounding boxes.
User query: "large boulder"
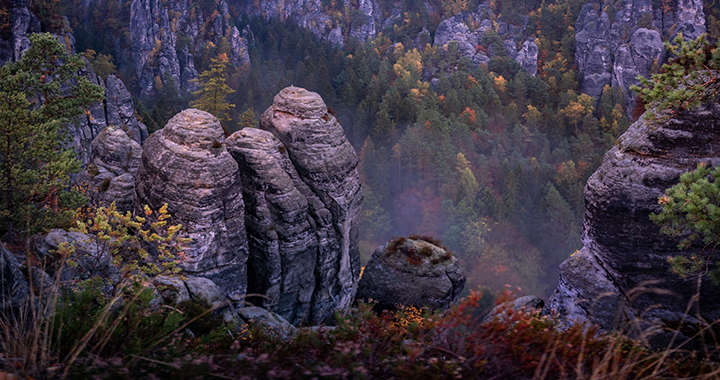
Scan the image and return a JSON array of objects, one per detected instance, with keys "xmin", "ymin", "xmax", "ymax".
[
  {"xmin": 33, "ymin": 229, "xmax": 120, "ymax": 285},
  {"xmin": 544, "ymin": 103, "xmax": 720, "ymax": 346},
  {"xmin": 87, "ymin": 126, "xmax": 142, "ymax": 212},
  {"xmin": 356, "ymin": 237, "xmax": 466, "ymax": 311},
  {"xmin": 235, "ymin": 86, "xmax": 363, "ymax": 324},
  {"xmin": 134, "ymin": 109, "xmax": 248, "ymax": 301}
]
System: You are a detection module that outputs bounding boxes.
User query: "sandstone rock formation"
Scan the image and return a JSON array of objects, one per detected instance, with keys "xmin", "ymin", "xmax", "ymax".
[
  {"xmin": 544, "ymin": 103, "xmax": 720, "ymax": 345},
  {"xmin": 226, "ymin": 128, "xmax": 319, "ymax": 324},
  {"xmin": 134, "ymin": 109, "xmax": 248, "ymax": 301},
  {"xmin": 356, "ymin": 237, "xmax": 466, "ymax": 311},
  {"xmin": 87, "ymin": 126, "xmax": 142, "ymax": 212},
  {"xmin": 72, "ymin": 67, "xmax": 149, "ymax": 165},
  {"xmin": 0, "ymin": 0, "xmax": 40, "ymax": 66},
  {"xmin": 226, "ymin": 86, "xmax": 363, "ymax": 325},
  {"xmin": 34, "ymin": 229, "xmax": 120, "ymax": 284},
  {"xmin": 129, "ymin": 0, "xmax": 251, "ymax": 97},
  {"xmin": 574, "ymin": 0, "xmax": 704, "ymax": 109},
  {"xmin": 432, "ymin": 3, "xmax": 537, "ymax": 75}
]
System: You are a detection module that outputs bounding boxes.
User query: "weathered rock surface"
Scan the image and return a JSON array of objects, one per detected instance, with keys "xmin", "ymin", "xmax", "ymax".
[
  {"xmin": 0, "ymin": 243, "xmax": 29, "ymax": 311},
  {"xmin": 87, "ymin": 126, "xmax": 142, "ymax": 212},
  {"xmin": 484, "ymin": 295, "xmax": 544, "ymax": 323},
  {"xmin": 0, "ymin": 0, "xmax": 40, "ymax": 66},
  {"xmin": 0, "ymin": 0, "xmax": 146, "ymax": 166},
  {"xmin": 129, "ymin": 0, "xmax": 251, "ymax": 97},
  {"xmin": 134, "ymin": 109, "xmax": 248, "ymax": 301},
  {"xmin": 544, "ymin": 103, "xmax": 720, "ymax": 344},
  {"xmin": 257, "ymin": 86, "xmax": 363, "ymax": 324},
  {"xmin": 226, "ymin": 128, "xmax": 317, "ymax": 324},
  {"xmin": 431, "ymin": 4, "xmax": 536, "ymax": 75},
  {"xmin": 237, "ymin": 306, "xmax": 297, "ymax": 340},
  {"xmin": 574, "ymin": 0, "xmax": 704, "ymax": 110},
  {"xmin": 34, "ymin": 229, "xmax": 120, "ymax": 284},
  {"xmin": 356, "ymin": 237, "xmax": 466, "ymax": 311}
]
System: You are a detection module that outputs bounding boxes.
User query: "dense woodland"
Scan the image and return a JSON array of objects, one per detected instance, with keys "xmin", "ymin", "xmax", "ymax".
[{"xmin": 59, "ymin": 0, "xmax": 646, "ymax": 296}]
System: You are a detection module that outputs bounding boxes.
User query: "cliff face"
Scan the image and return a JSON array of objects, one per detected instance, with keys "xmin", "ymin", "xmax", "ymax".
[
  {"xmin": 432, "ymin": 4, "xmax": 538, "ymax": 75},
  {"xmin": 134, "ymin": 87, "xmax": 362, "ymax": 324},
  {"xmin": 545, "ymin": 103, "xmax": 720, "ymax": 344},
  {"xmin": 129, "ymin": 0, "xmax": 250, "ymax": 98},
  {"xmin": 575, "ymin": 0, "xmax": 705, "ymax": 110}
]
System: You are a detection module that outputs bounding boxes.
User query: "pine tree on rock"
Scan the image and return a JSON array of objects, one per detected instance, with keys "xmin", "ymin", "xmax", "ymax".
[
  {"xmin": 190, "ymin": 54, "xmax": 236, "ymax": 128},
  {"xmin": 0, "ymin": 33, "xmax": 105, "ymax": 239}
]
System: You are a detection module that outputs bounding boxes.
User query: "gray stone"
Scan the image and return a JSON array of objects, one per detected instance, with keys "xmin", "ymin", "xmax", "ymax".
[
  {"xmin": 226, "ymin": 128, "xmax": 317, "ymax": 324},
  {"xmin": 0, "ymin": 243, "xmax": 29, "ymax": 311},
  {"xmin": 185, "ymin": 276, "xmax": 230, "ymax": 309},
  {"xmin": 134, "ymin": 109, "xmax": 248, "ymax": 301},
  {"xmin": 34, "ymin": 229, "xmax": 120, "ymax": 284},
  {"xmin": 544, "ymin": 103, "xmax": 720, "ymax": 344},
  {"xmin": 515, "ymin": 40, "xmax": 538, "ymax": 77},
  {"xmin": 237, "ymin": 306, "xmax": 297, "ymax": 340},
  {"xmin": 574, "ymin": 0, "xmax": 703, "ymax": 111},
  {"xmin": 259, "ymin": 87, "xmax": 363, "ymax": 324},
  {"xmin": 484, "ymin": 295, "xmax": 545, "ymax": 323},
  {"xmin": 153, "ymin": 275, "xmax": 190, "ymax": 305},
  {"xmin": 87, "ymin": 126, "xmax": 142, "ymax": 212},
  {"xmin": 356, "ymin": 237, "xmax": 466, "ymax": 311}
]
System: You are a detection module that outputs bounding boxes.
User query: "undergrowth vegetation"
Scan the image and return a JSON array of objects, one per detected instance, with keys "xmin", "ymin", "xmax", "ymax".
[{"xmin": 3, "ymin": 284, "xmax": 720, "ymax": 379}]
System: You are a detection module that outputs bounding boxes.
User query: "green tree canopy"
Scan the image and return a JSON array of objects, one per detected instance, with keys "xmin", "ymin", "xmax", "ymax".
[
  {"xmin": 190, "ymin": 53, "xmax": 235, "ymax": 127},
  {"xmin": 0, "ymin": 33, "xmax": 105, "ymax": 239},
  {"xmin": 651, "ymin": 163, "xmax": 720, "ymax": 282}
]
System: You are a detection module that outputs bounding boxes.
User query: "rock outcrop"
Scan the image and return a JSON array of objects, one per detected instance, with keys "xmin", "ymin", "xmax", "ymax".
[
  {"xmin": 574, "ymin": 0, "xmax": 704, "ymax": 110},
  {"xmin": 134, "ymin": 109, "xmax": 248, "ymax": 301},
  {"xmin": 71, "ymin": 68, "xmax": 148, "ymax": 165},
  {"xmin": 356, "ymin": 237, "xmax": 466, "ymax": 311},
  {"xmin": 0, "ymin": 0, "xmax": 40, "ymax": 66},
  {"xmin": 431, "ymin": 3, "xmax": 537, "ymax": 75},
  {"xmin": 124, "ymin": 87, "xmax": 361, "ymax": 325},
  {"xmin": 544, "ymin": 103, "xmax": 720, "ymax": 345},
  {"xmin": 0, "ymin": 0, "xmax": 147, "ymax": 166},
  {"xmin": 87, "ymin": 126, "xmax": 142, "ymax": 212},
  {"xmin": 129, "ymin": 0, "xmax": 251, "ymax": 97},
  {"xmin": 0, "ymin": 243, "xmax": 29, "ymax": 311},
  {"xmin": 224, "ymin": 86, "xmax": 363, "ymax": 324}
]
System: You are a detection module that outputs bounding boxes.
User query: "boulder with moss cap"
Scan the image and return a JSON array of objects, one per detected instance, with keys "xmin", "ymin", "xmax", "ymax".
[{"xmin": 356, "ymin": 236, "xmax": 466, "ymax": 311}]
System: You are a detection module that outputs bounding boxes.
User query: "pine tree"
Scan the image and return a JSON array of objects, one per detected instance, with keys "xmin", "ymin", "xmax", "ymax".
[
  {"xmin": 190, "ymin": 53, "xmax": 236, "ymax": 127},
  {"xmin": 0, "ymin": 33, "xmax": 105, "ymax": 239},
  {"xmin": 633, "ymin": 33, "xmax": 720, "ymax": 118}
]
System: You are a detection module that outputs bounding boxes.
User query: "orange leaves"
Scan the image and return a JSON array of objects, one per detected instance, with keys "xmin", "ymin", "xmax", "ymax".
[{"xmin": 461, "ymin": 107, "xmax": 477, "ymax": 125}]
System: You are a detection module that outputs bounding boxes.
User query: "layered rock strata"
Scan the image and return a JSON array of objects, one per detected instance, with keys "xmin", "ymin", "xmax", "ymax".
[
  {"xmin": 544, "ymin": 103, "xmax": 720, "ymax": 345},
  {"xmin": 257, "ymin": 86, "xmax": 363, "ymax": 324},
  {"xmin": 87, "ymin": 126, "xmax": 142, "ymax": 212},
  {"xmin": 134, "ymin": 109, "xmax": 248, "ymax": 301},
  {"xmin": 357, "ymin": 237, "xmax": 466, "ymax": 311},
  {"xmin": 129, "ymin": 0, "xmax": 251, "ymax": 97},
  {"xmin": 226, "ymin": 128, "xmax": 318, "ymax": 324}
]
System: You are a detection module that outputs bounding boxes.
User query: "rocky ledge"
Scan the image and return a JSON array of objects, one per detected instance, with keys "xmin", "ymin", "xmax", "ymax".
[{"xmin": 544, "ymin": 102, "xmax": 720, "ymax": 346}]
